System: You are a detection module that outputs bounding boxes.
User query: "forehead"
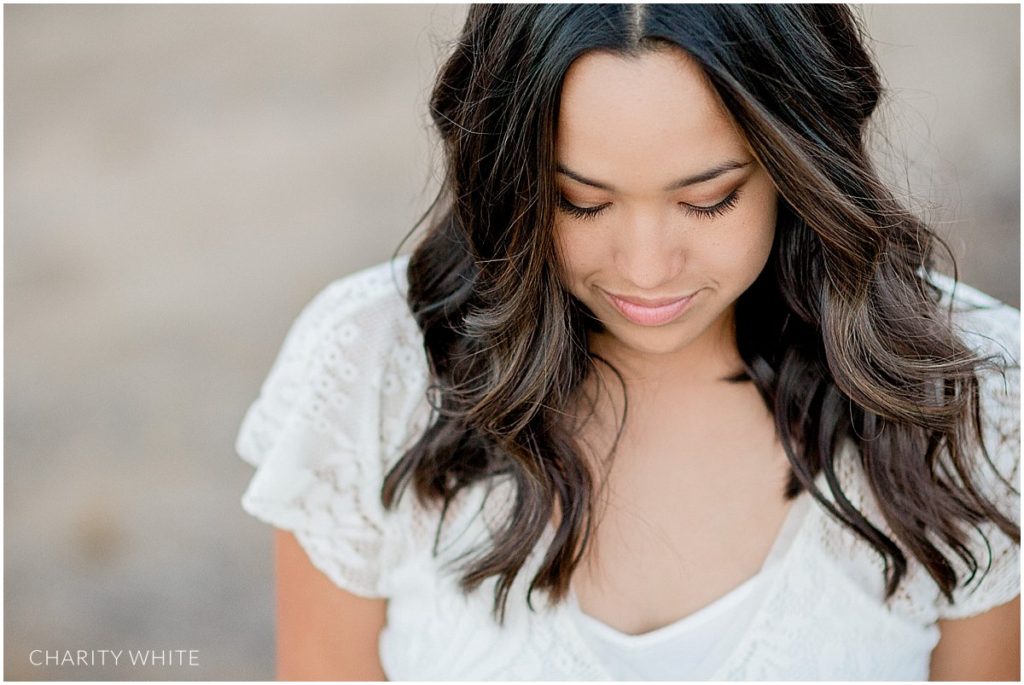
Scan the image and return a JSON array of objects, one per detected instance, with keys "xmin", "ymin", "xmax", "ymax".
[{"xmin": 556, "ymin": 47, "xmax": 748, "ymax": 185}]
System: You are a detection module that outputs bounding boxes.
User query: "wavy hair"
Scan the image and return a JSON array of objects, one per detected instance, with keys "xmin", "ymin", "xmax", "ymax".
[{"xmin": 381, "ymin": 4, "xmax": 1020, "ymax": 625}]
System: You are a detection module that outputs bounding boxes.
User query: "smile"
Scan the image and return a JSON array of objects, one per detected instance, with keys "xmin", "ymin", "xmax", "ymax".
[{"xmin": 604, "ymin": 290, "xmax": 700, "ymax": 326}]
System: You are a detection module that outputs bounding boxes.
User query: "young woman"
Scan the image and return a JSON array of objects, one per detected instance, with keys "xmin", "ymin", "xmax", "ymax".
[{"xmin": 237, "ymin": 5, "xmax": 1020, "ymax": 680}]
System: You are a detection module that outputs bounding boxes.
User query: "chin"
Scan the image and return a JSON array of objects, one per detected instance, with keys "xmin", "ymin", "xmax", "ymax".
[{"xmin": 604, "ymin": 322, "xmax": 702, "ymax": 357}]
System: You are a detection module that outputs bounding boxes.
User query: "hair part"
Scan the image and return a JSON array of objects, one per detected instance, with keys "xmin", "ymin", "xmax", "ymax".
[{"xmin": 384, "ymin": 4, "xmax": 1020, "ymax": 625}]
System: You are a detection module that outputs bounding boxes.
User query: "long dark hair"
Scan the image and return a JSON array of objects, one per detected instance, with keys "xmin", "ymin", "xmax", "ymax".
[{"xmin": 381, "ymin": 4, "xmax": 1020, "ymax": 625}]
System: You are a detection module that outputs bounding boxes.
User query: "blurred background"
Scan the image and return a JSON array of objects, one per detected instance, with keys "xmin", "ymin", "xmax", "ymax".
[{"xmin": 4, "ymin": 4, "xmax": 1019, "ymax": 680}]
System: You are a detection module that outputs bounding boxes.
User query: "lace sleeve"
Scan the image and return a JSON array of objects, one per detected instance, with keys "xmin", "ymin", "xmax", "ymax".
[
  {"xmin": 935, "ymin": 294, "xmax": 1021, "ymax": 620},
  {"xmin": 235, "ymin": 260, "xmax": 425, "ymax": 598}
]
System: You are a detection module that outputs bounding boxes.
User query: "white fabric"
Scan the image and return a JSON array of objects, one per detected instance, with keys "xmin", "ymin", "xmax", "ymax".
[
  {"xmin": 571, "ymin": 570, "xmax": 773, "ymax": 681},
  {"xmin": 236, "ymin": 255, "xmax": 1021, "ymax": 681},
  {"xmin": 568, "ymin": 493, "xmax": 810, "ymax": 680}
]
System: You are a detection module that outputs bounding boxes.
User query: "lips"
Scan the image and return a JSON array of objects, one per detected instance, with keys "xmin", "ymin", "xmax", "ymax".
[{"xmin": 604, "ymin": 289, "xmax": 700, "ymax": 326}]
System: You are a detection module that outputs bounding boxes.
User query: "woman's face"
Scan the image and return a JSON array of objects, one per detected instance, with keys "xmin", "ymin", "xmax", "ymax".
[{"xmin": 553, "ymin": 46, "xmax": 778, "ymax": 370}]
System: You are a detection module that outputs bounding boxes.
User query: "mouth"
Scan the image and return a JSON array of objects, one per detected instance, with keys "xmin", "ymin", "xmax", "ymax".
[{"xmin": 604, "ymin": 289, "xmax": 700, "ymax": 327}]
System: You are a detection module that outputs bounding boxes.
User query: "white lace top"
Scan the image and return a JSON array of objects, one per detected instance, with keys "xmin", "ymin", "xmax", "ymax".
[{"xmin": 236, "ymin": 256, "xmax": 1020, "ymax": 681}]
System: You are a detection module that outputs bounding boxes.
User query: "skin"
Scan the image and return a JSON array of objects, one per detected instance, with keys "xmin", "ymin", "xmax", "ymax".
[
  {"xmin": 553, "ymin": 45, "xmax": 778, "ymax": 386},
  {"xmin": 273, "ymin": 515, "xmax": 1020, "ymax": 681},
  {"xmin": 275, "ymin": 530, "xmax": 388, "ymax": 680},
  {"xmin": 272, "ymin": 42, "xmax": 1018, "ymax": 684},
  {"xmin": 930, "ymin": 595, "xmax": 1020, "ymax": 680},
  {"xmin": 552, "ymin": 45, "xmax": 1019, "ymax": 679},
  {"xmin": 552, "ymin": 46, "xmax": 795, "ymax": 638}
]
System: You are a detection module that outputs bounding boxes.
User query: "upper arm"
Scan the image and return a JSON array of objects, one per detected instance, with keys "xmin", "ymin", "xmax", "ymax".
[
  {"xmin": 929, "ymin": 594, "xmax": 1020, "ymax": 681},
  {"xmin": 275, "ymin": 530, "xmax": 390, "ymax": 681}
]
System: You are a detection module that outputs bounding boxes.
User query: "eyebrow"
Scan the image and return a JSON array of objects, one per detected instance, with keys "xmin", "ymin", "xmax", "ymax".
[{"xmin": 556, "ymin": 159, "xmax": 752, "ymax": 192}]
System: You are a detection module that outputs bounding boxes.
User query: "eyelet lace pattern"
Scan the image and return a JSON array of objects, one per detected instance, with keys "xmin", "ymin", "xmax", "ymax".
[{"xmin": 237, "ymin": 257, "xmax": 1019, "ymax": 679}]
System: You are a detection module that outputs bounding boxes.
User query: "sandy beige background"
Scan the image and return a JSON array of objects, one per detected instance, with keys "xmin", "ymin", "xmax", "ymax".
[{"xmin": 5, "ymin": 4, "xmax": 1019, "ymax": 680}]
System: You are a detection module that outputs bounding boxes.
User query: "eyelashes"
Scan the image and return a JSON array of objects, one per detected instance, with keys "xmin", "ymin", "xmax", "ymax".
[
  {"xmin": 555, "ymin": 196, "xmax": 608, "ymax": 221},
  {"xmin": 557, "ymin": 188, "xmax": 742, "ymax": 222},
  {"xmin": 683, "ymin": 188, "xmax": 742, "ymax": 219}
]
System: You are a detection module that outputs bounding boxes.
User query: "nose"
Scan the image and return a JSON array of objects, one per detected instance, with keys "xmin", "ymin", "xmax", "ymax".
[{"xmin": 614, "ymin": 209, "xmax": 685, "ymax": 291}]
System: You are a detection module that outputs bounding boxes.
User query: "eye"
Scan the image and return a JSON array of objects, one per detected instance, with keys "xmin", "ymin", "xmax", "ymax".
[
  {"xmin": 680, "ymin": 188, "xmax": 741, "ymax": 219},
  {"xmin": 557, "ymin": 194, "xmax": 609, "ymax": 221},
  {"xmin": 557, "ymin": 188, "xmax": 743, "ymax": 222}
]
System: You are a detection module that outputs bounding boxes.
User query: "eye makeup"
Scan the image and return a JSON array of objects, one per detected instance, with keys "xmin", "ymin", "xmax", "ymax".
[
  {"xmin": 557, "ymin": 194, "xmax": 609, "ymax": 220},
  {"xmin": 681, "ymin": 188, "xmax": 741, "ymax": 219},
  {"xmin": 556, "ymin": 188, "xmax": 743, "ymax": 222}
]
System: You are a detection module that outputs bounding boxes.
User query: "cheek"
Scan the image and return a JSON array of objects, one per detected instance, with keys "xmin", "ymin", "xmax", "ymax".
[
  {"xmin": 737, "ymin": 179, "xmax": 777, "ymax": 246},
  {"xmin": 709, "ymin": 198, "xmax": 777, "ymax": 280},
  {"xmin": 554, "ymin": 223, "xmax": 600, "ymax": 285},
  {"xmin": 745, "ymin": 202, "xmax": 777, "ymax": 258},
  {"xmin": 742, "ymin": 201, "xmax": 777, "ymax": 276}
]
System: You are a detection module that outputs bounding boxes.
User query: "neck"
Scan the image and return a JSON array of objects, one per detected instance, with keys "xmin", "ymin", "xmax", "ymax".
[{"xmin": 587, "ymin": 304, "xmax": 745, "ymax": 389}]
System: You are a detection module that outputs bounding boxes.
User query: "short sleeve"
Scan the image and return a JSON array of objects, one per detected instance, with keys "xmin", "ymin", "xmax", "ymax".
[
  {"xmin": 934, "ymin": 287, "xmax": 1021, "ymax": 620},
  {"xmin": 235, "ymin": 258, "xmax": 430, "ymax": 598}
]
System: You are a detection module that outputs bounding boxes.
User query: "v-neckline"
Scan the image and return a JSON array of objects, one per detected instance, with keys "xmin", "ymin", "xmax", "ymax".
[
  {"xmin": 570, "ymin": 565, "xmax": 774, "ymax": 648},
  {"xmin": 565, "ymin": 484, "xmax": 813, "ymax": 644},
  {"xmin": 547, "ymin": 461, "xmax": 832, "ymax": 680}
]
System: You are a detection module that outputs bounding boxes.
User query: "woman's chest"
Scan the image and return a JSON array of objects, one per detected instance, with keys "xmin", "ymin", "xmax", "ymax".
[
  {"xmin": 570, "ymin": 382, "xmax": 798, "ymax": 635},
  {"xmin": 380, "ymin": 516, "xmax": 940, "ymax": 681},
  {"xmin": 379, "ymin": 387, "xmax": 942, "ymax": 680}
]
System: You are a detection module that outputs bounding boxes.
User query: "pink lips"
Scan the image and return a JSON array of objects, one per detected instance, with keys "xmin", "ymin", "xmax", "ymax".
[{"xmin": 605, "ymin": 290, "xmax": 699, "ymax": 326}]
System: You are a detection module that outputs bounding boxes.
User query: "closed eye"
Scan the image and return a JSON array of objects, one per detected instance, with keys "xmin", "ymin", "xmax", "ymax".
[
  {"xmin": 557, "ymin": 189, "xmax": 742, "ymax": 222},
  {"xmin": 557, "ymin": 195, "xmax": 609, "ymax": 221},
  {"xmin": 680, "ymin": 188, "xmax": 741, "ymax": 219}
]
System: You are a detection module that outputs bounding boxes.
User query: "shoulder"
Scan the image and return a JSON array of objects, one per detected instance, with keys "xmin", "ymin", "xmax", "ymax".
[
  {"xmin": 925, "ymin": 273, "xmax": 1020, "ymax": 619},
  {"xmin": 286, "ymin": 255, "xmax": 423, "ymax": 370},
  {"xmin": 237, "ymin": 254, "xmax": 431, "ymax": 469},
  {"xmin": 932, "ymin": 273, "xmax": 1019, "ymax": 449},
  {"xmin": 235, "ymin": 255, "xmax": 432, "ymax": 597},
  {"xmin": 926, "ymin": 273, "xmax": 1019, "ymax": 462},
  {"xmin": 279, "ymin": 253, "xmax": 427, "ymax": 401},
  {"xmin": 929, "ymin": 272, "xmax": 1019, "ymax": 366},
  {"xmin": 816, "ymin": 275, "xmax": 1020, "ymax": 622}
]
